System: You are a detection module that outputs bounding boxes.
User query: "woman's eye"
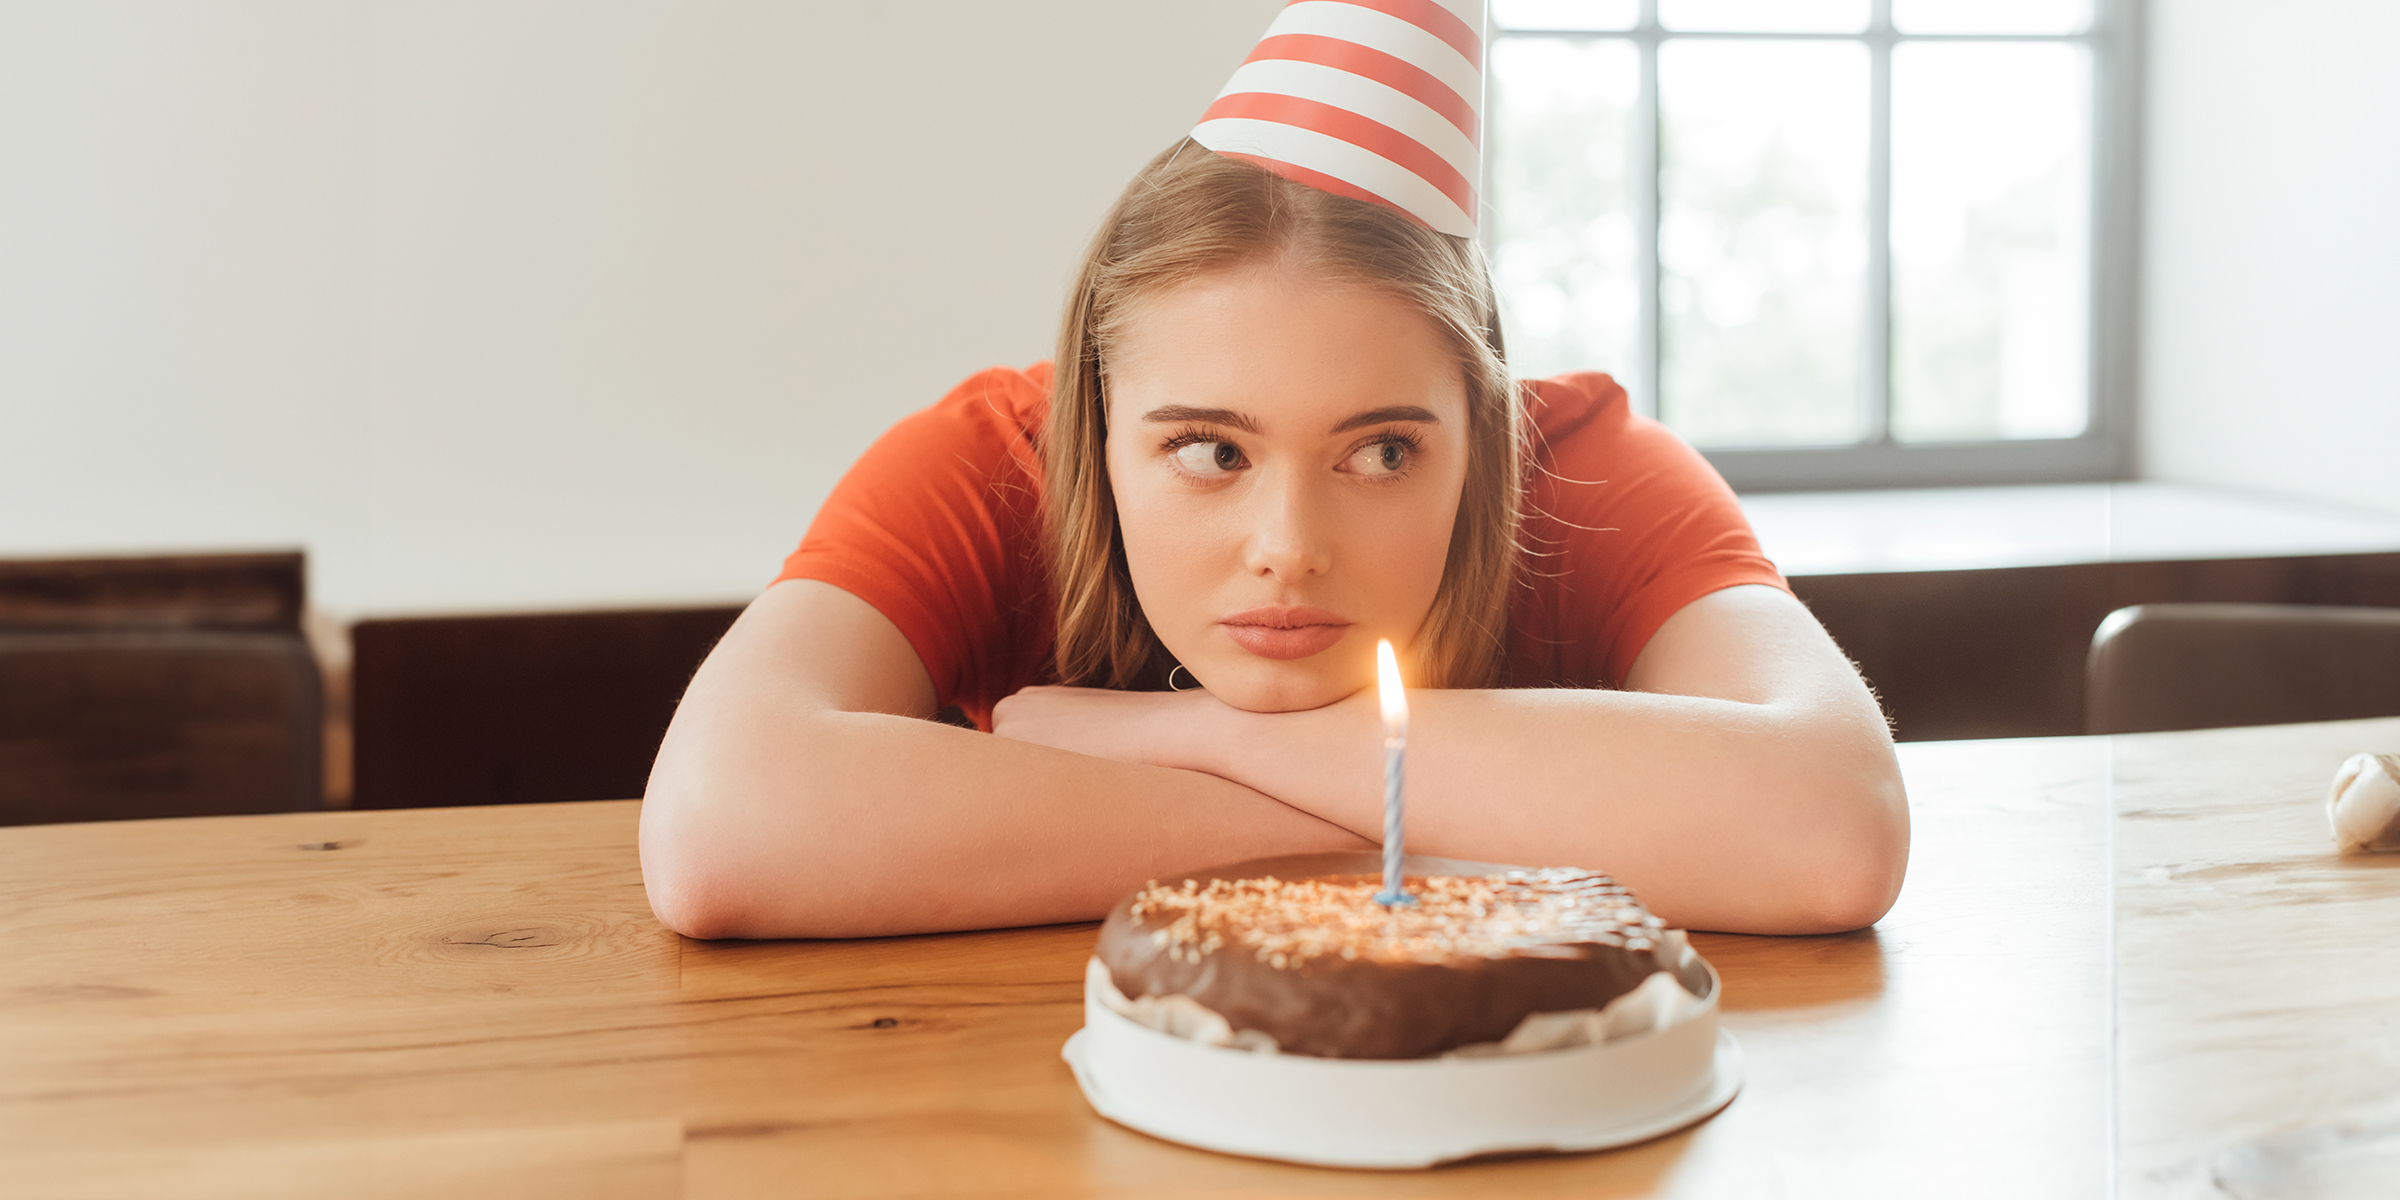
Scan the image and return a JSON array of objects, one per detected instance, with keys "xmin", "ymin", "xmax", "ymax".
[
  {"xmin": 1351, "ymin": 440, "xmax": 1409, "ymax": 477},
  {"xmin": 1170, "ymin": 440, "xmax": 1244, "ymax": 476}
]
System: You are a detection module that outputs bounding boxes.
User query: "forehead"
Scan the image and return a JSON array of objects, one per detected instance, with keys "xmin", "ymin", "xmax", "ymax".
[{"xmin": 1104, "ymin": 265, "xmax": 1467, "ymax": 430}]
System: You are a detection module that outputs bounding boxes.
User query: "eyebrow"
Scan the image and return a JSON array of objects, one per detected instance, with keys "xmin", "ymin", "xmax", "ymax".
[
  {"xmin": 1329, "ymin": 405, "xmax": 1441, "ymax": 433},
  {"xmin": 1139, "ymin": 405, "xmax": 1259, "ymax": 433},
  {"xmin": 1137, "ymin": 404, "xmax": 1442, "ymax": 435}
]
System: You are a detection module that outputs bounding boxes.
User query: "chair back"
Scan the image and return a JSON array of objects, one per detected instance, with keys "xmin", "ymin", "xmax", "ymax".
[
  {"xmin": 0, "ymin": 551, "xmax": 304, "ymax": 630},
  {"xmin": 2085, "ymin": 603, "xmax": 2400, "ymax": 734},
  {"xmin": 350, "ymin": 606, "xmax": 742, "ymax": 809},
  {"xmin": 0, "ymin": 552, "xmax": 321, "ymax": 825},
  {"xmin": 0, "ymin": 631, "xmax": 322, "ymax": 823}
]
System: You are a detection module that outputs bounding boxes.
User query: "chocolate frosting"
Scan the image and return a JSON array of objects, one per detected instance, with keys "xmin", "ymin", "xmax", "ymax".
[{"xmin": 1096, "ymin": 852, "xmax": 1708, "ymax": 1060}]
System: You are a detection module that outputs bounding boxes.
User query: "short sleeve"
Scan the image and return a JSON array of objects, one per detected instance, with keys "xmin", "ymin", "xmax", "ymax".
[
  {"xmin": 775, "ymin": 365, "xmax": 1054, "ymax": 726},
  {"xmin": 1507, "ymin": 372, "xmax": 1789, "ymax": 689}
]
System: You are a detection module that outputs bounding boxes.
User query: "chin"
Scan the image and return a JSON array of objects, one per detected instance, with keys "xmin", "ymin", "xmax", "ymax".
[{"xmin": 1199, "ymin": 660, "xmax": 1354, "ymax": 714}]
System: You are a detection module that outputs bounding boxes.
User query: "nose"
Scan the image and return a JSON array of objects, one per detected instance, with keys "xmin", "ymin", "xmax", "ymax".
[{"xmin": 1239, "ymin": 468, "xmax": 1333, "ymax": 581}]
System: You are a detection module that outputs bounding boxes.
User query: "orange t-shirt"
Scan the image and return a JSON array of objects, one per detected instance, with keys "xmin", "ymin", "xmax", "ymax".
[{"xmin": 777, "ymin": 363, "xmax": 1787, "ymax": 729}]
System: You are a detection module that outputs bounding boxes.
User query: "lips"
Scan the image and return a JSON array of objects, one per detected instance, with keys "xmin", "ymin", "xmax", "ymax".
[{"xmin": 1219, "ymin": 606, "xmax": 1352, "ymax": 661}]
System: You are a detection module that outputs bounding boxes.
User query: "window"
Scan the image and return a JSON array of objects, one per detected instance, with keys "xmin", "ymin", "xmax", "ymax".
[{"xmin": 1487, "ymin": 0, "xmax": 2140, "ymax": 490}]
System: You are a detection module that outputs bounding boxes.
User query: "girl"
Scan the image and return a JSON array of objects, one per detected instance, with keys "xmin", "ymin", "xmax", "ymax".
[{"xmin": 638, "ymin": 139, "xmax": 1908, "ymax": 941}]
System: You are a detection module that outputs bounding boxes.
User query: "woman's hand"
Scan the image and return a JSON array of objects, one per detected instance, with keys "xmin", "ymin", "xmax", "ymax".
[
  {"xmin": 641, "ymin": 581, "xmax": 1380, "ymax": 939},
  {"xmin": 993, "ymin": 683, "xmax": 1384, "ymax": 814},
  {"xmin": 995, "ymin": 588, "xmax": 1905, "ymax": 936},
  {"xmin": 991, "ymin": 685, "xmax": 1232, "ymax": 771}
]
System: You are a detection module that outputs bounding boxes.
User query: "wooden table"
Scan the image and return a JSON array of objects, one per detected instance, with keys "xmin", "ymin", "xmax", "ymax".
[
  {"xmin": 2112, "ymin": 717, "xmax": 2400, "ymax": 1198},
  {"xmin": 4, "ymin": 721, "xmax": 2393, "ymax": 1198}
]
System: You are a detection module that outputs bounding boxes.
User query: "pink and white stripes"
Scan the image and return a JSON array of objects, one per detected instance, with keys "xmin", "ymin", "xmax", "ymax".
[{"xmin": 1193, "ymin": 0, "xmax": 1486, "ymax": 238}]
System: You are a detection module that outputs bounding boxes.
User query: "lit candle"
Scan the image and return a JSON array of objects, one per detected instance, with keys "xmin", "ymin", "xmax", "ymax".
[{"xmin": 1374, "ymin": 638, "xmax": 1414, "ymax": 906}]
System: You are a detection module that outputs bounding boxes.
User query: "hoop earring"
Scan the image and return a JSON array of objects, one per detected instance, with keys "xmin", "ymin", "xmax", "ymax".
[{"xmin": 1167, "ymin": 664, "xmax": 1198, "ymax": 692}]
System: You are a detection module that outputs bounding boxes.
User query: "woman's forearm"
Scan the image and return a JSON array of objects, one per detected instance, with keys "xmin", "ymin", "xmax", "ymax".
[
  {"xmin": 1167, "ymin": 686, "xmax": 1906, "ymax": 934},
  {"xmin": 640, "ymin": 700, "xmax": 1372, "ymax": 940}
]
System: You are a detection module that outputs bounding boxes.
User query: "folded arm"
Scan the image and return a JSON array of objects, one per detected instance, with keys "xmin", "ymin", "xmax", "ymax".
[
  {"xmin": 638, "ymin": 579, "xmax": 1371, "ymax": 940},
  {"xmin": 994, "ymin": 585, "xmax": 1908, "ymax": 934}
]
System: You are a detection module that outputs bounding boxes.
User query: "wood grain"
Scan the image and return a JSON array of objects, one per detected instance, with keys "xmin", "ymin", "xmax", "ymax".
[
  {"xmin": 2113, "ymin": 715, "xmax": 2400, "ymax": 1199},
  {"xmin": 0, "ymin": 740, "xmax": 2117, "ymax": 1197},
  {"xmin": 6, "ymin": 1120, "xmax": 682, "ymax": 1200}
]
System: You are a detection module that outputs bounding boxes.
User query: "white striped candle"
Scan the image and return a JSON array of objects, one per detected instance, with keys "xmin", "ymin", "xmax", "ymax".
[{"xmin": 1374, "ymin": 638, "xmax": 1414, "ymax": 905}]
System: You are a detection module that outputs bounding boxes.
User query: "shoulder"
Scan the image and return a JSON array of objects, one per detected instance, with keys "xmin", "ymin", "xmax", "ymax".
[
  {"xmin": 825, "ymin": 362, "xmax": 1054, "ymax": 516},
  {"xmin": 1518, "ymin": 371, "xmax": 1745, "ymax": 506},
  {"xmin": 1519, "ymin": 371, "xmax": 1681, "ymax": 479},
  {"xmin": 936, "ymin": 361, "xmax": 1053, "ymax": 425},
  {"xmin": 779, "ymin": 362, "xmax": 1059, "ymax": 712},
  {"xmin": 892, "ymin": 362, "xmax": 1053, "ymax": 456},
  {"xmin": 812, "ymin": 361, "xmax": 1056, "ymax": 537},
  {"xmin": 1522, "ymin": 370, "xmax": 1632, "ymax": 442},
  {"xmin": 1514, "ymin": 368, "xmax": 1749, "ymax": 530},
  {"xmin": 1506, "ymin": 370, "xmax": 1785, "ymax": 688}
]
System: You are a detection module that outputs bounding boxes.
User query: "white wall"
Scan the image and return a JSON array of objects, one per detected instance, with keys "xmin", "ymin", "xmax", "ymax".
[
  {"xmin": 0, "ymin": 0, "xmax": 1282, "ymax": 616},
  {"xmin": 2141, "ymin": 0, "xmax": 2400, "ymax": 515},
  {"xmin": 16, "ymin": 0, "xmax": 2396, "ymax": 617}
]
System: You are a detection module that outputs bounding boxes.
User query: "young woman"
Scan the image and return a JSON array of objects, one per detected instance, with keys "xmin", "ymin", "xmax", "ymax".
[{"xmin": 640, "ymin": 143, "xmax": 1908, "ymax": 941}]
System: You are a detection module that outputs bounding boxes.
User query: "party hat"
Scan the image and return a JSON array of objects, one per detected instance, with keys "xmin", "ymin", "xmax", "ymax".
[{"xmin": 1193, "ymin": 0, "xmax": 1486, "ymax": 238}]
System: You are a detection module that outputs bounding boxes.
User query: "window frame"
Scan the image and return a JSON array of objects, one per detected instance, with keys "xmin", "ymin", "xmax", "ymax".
[{"xmin": 1485, "ymin": 0, "xmax": 2145, "ymax": 491}]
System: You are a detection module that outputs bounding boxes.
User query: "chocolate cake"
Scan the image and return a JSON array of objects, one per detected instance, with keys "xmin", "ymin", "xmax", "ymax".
[{"xmin": 1095, "ymin": 852, "xmax": 1710, "ymax": 1060}]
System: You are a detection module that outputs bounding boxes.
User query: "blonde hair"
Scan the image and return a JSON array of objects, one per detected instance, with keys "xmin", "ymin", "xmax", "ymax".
[{"xmin": 1044, "ymin": 141, "xmax": 1521, "ymax": 691}]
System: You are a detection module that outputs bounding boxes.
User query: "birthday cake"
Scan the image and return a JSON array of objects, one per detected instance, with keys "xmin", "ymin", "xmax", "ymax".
[{"xmin": 1091, "ymin": 852, "xmax": 1712, "ymax": 1061}]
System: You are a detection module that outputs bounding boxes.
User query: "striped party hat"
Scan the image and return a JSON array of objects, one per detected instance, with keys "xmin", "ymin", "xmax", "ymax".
[{"xmin": 1193, "ymin": 0, "xmax": 1486, "ymax": 238}]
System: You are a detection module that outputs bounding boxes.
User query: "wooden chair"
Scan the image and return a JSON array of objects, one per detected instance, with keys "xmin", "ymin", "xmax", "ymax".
[
  {"xmin": 349, "ymin": 606, "xmax": 743, "ymax": 809},
  {"xmin": 0, "ymin": 550, "xmax": 306, "ymax": 630},
  {"xmin": 2085, "ymin": 603, "xmax": 2400, "ymax": 734},
  {"xmin": 0, "ymin": 552, "xmax": 322, "ymax": 825}
]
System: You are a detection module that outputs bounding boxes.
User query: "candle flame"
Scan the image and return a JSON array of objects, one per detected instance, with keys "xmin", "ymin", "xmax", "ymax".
[{"xmin": 1376, "ymin": 639, "xmax": 1407, "ymax": 731}]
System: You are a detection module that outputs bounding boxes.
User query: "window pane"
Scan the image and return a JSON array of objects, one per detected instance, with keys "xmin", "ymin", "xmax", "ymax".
[
  {"xmin": 1659, "ymin": 0, "xmax": 1870, "ymax": 33},
  {"xmin": 1890, "ymin": 42, "xmax": 2090, "ymax": 442},
  {"xmin": 1893, "ymin": 0, "xmax": 2092, "ymax": 35},
  {"xmin": 1658, "ymin": 40, "xmax": 1869, "ymax": 446},
  {"xmin": 1494, "ymin": 0, "xmax": 1639, "ymax": 31},
  {"xmin": 1489, "ymin": 38, "xmax": 1639, "ymax": 388}
]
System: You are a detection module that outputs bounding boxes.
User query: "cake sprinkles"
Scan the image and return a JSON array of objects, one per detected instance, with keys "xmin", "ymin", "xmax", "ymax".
[
  {"xmin": 1097, "ymin": 853, "xmax": 1710, "ymax": 1060},
  {"xmin": 1127, "ymin": 870, "xmax": 1666, "ymax": 968}
]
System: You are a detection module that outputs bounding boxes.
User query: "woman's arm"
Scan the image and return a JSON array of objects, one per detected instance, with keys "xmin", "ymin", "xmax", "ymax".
[
  {"xmin": 993, "ymin": 585, "xmax": 1907, "ymax": 934},
  {"xmin": 638, "ymin": 579, "xmax": 1372, "ymax": 940}
]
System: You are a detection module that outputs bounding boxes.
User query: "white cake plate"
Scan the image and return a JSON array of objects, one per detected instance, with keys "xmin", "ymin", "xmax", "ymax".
[{"xmin": 1061, "ymin": 963, "xmax": 1742, "ymax": 1169}]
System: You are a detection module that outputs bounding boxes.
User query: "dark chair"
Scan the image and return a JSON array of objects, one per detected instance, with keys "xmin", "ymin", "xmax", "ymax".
[
  {"xmin": 0, "ymin": 550, "xmax": 306, "ymax": 631},
  {"xmin": 349, "ymin": 606, "xmax": 744, "ymax": 809},
  {"xmin": 0, "ymin": 552, "xmax": 322, "ymax": 825},
  {"xmin": 2085, "ymin": 603, "xmax": 2400, "ymax": 734}
]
